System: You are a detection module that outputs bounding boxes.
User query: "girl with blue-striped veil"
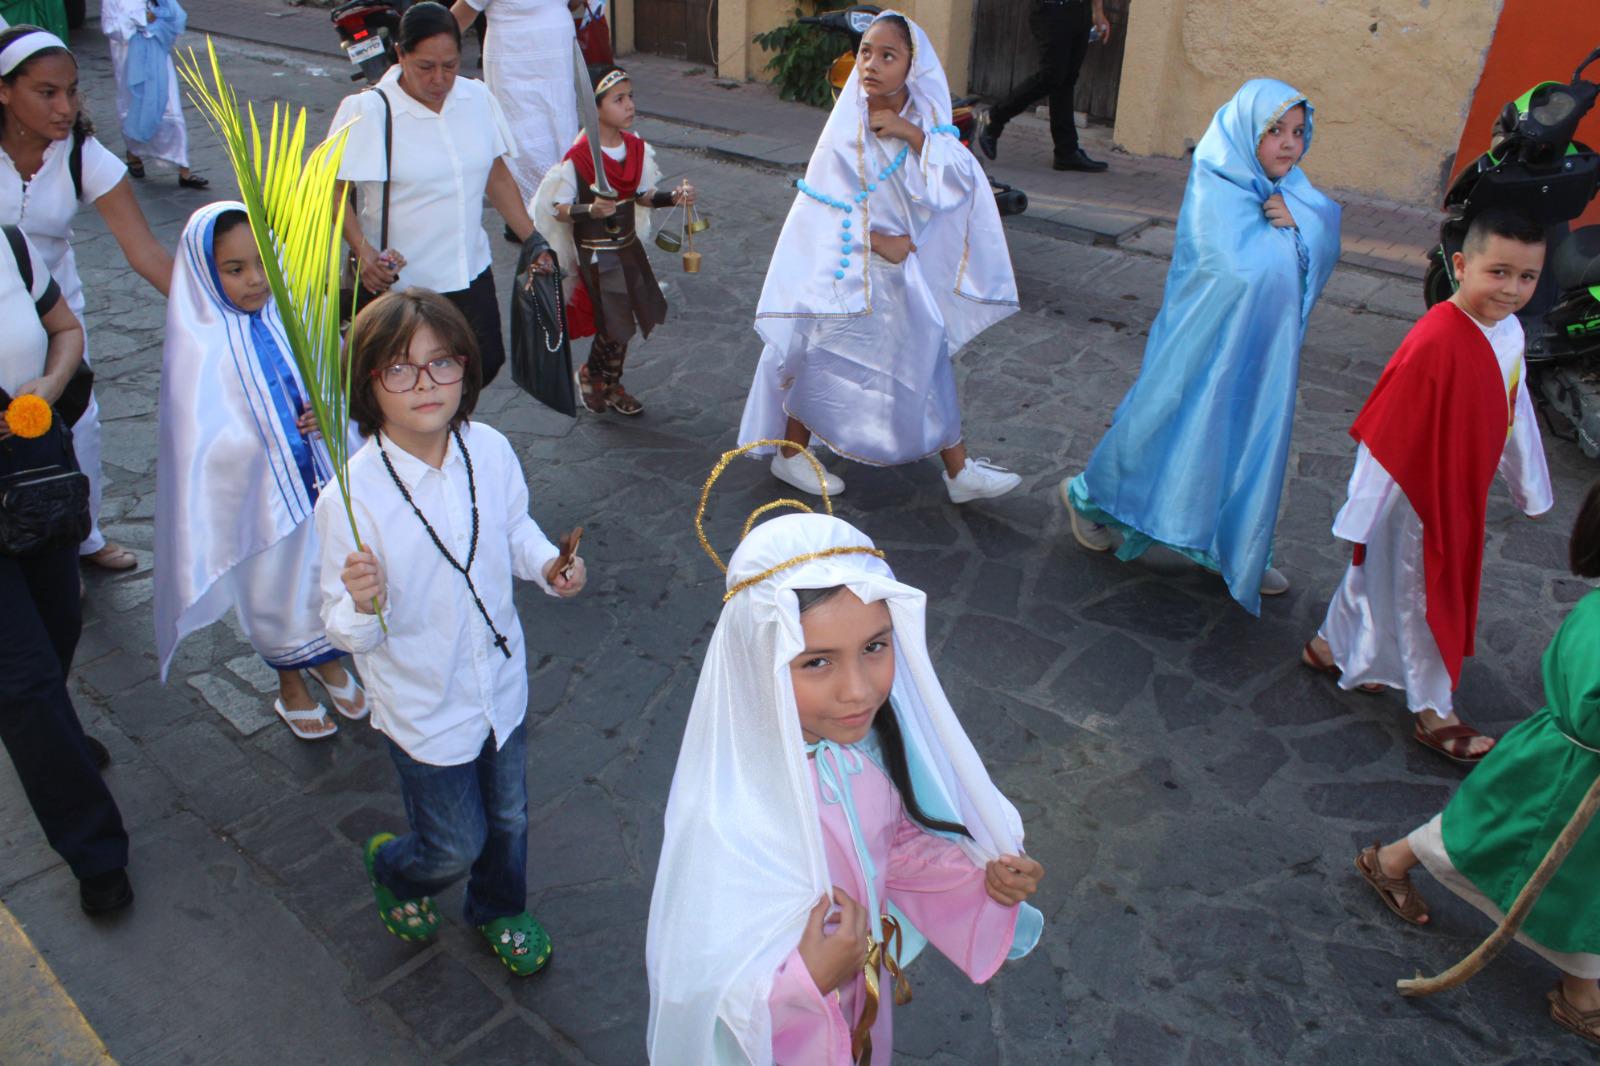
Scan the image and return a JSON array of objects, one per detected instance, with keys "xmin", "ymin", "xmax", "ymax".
[
  {"xmin": 1061, "ymin": 79, "xmax": 1341, "ymax": 614},
  {"xmin": 154, "ymin": 202, "xmax": 367, "ymax": 740}
]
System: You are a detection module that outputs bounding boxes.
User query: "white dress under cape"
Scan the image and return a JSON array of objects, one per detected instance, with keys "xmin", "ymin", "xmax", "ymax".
[
  {"xmin": 101, "ymin": 0, "xmax": 190, "ymax": 168},
  {"xmin": 737, "ymin": 11, "xmax": 1017, "ymax": 467},
  {"xmin": 1318, "ymin": 313, "xmax": 1553, "ymax": 714},
  {"xmin": 467, "ymin": 0, "xmax": 580, "ymax": 202},
  {"xmin": 154, "ymin": 203, "xmax": 357, "ymax": 679}
]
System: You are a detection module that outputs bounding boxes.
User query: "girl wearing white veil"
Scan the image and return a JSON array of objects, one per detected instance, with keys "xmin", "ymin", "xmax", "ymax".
[
  {"xmin": 154, "ymin": 203, "xmax": 366, "ymax": 739},
  {"xmin": 646, "ymin": 446, "xmax": 1045, "ymax": 1065},
  {"xmin": 737, "ymin": 12, "xmax": 1022, "ymax": 504}
]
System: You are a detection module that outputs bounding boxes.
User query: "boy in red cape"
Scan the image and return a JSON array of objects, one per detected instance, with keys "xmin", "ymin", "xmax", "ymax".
[
  {"xmin": 531, "ymin": 64, "xmax": 695, "ymax": 416},
  {"xmin": 1303, "ymin": 211, "xmax": 1552, "ymax": 763}
]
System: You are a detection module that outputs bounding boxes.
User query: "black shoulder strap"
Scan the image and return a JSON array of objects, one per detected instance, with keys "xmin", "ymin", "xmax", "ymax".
[
  {"xmin": 4, "ymin": 224, "xmax": 33, "ymax": 292},
  {"xmin": 373, "ymin": 87, "xmax": 393, "ymax": 250},
  {"xmin": 69, "ymin": 125, "xmax": 85, "ymax": 203}
]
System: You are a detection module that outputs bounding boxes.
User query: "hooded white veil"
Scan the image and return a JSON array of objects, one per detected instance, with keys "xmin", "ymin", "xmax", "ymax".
[
  {"xmin": 645, "ymin": 473, "xmax": 1026, "ymax": 1063},
  {"xmin": 752, "ymin": 11, "xmax": 1016, "ymax": 355}
]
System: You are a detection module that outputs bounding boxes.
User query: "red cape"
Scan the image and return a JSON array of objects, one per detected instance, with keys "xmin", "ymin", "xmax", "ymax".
[
  {"xmin": 1350, "ymin": 301, "xmax": 1514, "ymax": 686},
  {"xmin": 562, "ymin": 132, "xmax": 646, "ymax": 340}
]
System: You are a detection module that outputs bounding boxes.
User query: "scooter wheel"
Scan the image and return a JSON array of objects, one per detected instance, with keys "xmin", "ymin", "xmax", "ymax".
[{"xmin": 995, "ymin": 188, "xmax": 1028, "ymax": 217}]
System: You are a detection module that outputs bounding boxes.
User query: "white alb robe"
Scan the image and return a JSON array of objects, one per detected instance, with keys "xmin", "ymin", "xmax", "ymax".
[
  {"xmin": 1318, "ymin": 313, "xmax": 1553, "ymax": 714},
  {"xmin": 102, "ymin": 0, "xmax": 190, "ymax": 168},
  {"xmin": 464, "ymin": 0, "xmax": 580, "ymax": 202}
]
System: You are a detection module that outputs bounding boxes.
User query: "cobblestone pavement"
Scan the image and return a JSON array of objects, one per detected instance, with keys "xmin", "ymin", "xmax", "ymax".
[{"xmin": 1, "ymin": 27, "xmax": 1597, "ymax": 1066}]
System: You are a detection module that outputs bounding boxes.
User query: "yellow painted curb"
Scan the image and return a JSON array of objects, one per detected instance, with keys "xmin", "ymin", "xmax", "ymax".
[{"xmin": 0, "ymin": 899, "xmax": 114, "ymax": 1064}]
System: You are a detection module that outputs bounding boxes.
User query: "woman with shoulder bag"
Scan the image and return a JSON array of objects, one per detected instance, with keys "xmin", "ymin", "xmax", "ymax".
[
  {"xmin": 329, "ymin": 1, "xmax": 553, "ymax": 386},
  {"xmin": 0, "ymin": 222, "xmax": 133, "ymax": 916}
]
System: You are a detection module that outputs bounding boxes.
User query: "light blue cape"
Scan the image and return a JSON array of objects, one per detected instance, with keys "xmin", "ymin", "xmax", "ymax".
[
  {"xmin": 122, "ymin": 0, "xmax": 185, "ymax": 144},
  {"xmin": 1071, "ymin": 78, "xmax": 1341, "ymax": 614}
]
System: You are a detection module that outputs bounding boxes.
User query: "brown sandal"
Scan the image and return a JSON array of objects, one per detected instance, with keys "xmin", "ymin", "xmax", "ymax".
[
  {"xmin": 1354, "ymin": 844, "xmax": 1429, "ymax": 925},
  {"xmin": 605, "ymin": 385, "xmax": 643, "ymax": 416},
  {"xmin": 1548, "ymin": 985, "xmax": 1600, "ymax": 1046},
  {"xmin": 1300, "ymin": 641, "xmax": 1385, "ymax": 693},
  {"xmin": 1414, "ymin": 718, "xmax": 1496, "ymax": 765},
  {"xmin": 576, "ymin": 364, "xmax": 608, "ymax": 414}
]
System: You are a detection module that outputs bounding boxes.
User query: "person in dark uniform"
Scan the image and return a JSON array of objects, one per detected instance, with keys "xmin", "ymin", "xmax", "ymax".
[{"xmin": 977, "ymin": 0, "xmax": 1112, "ymax": 172}]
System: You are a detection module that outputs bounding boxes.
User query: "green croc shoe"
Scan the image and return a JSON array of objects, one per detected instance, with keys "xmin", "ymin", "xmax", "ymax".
[
  {"xmin": 362, "ymin": 833, "xmax": 440, "ymax": 942},
  {"xmin": 479, "ymin": 912, "xmax": 552, "ymax": 976}
]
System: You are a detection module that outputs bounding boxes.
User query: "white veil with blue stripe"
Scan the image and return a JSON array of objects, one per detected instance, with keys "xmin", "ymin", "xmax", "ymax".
[{"xmin": 153, "ymin": 201, "xmax": 353, "ymax": 679}]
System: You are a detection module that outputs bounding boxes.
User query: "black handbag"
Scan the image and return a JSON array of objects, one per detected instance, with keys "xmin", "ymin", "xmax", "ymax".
[
  {"xmin": 509, "ymin": 240, "xmax": 577, "ymax": 417},
  {"xmin": 0, "ymin": 388, "xmax": 91, "ymax": 557}
]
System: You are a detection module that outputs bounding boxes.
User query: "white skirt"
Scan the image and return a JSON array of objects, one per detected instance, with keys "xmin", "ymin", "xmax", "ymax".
[
  {"xmin": 107, "ymin": 39, "xmax": 189, "ymax": 168},
  {"xmin": 740, "ymin": 254, "xmax": 961, "ymax": 467},
  {"xmin": 225, "ymin": 519, "xmax": 340, "ymax": 670},
  {"xmin": 1409, "ymin": 813, "xmax": 1600, "ymax": 979},
  {"xmin": 1318, "ymin": 490, "xmax": 1455, "ymax": 714}
]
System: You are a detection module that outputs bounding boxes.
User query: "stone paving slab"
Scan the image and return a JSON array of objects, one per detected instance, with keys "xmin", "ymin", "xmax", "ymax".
[{"xmin": 0, "ymin": 22, "xmax": 1596, "ymax": 1066}]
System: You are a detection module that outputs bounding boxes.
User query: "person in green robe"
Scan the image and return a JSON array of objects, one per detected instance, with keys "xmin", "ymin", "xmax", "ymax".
[
  {"xmin": 0, "ymin": 2, "xmax": 68, "ymax": 39},
  {"xmin": 1353, "ymin": 479, "xmax": 1600, "ymax": 1047}
]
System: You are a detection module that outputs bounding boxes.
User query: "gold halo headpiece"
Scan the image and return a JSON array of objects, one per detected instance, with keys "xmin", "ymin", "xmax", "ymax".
[{"xmin": 696, "ymin": 440, "xmax": 887, "ymax": 602}]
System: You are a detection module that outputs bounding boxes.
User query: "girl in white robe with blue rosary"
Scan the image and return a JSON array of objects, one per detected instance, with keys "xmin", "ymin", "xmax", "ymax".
[
  {"xmin": 737, "ymin": 12, "xmax": 1022, "ymax": 504},
  {"xmin": 154, "ymin": 203, "xmax": 366, "ymax": 740}
]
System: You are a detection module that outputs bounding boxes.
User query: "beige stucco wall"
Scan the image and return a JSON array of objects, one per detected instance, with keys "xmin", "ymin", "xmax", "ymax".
[
  {"xmin": 717, "ymin": 0, "xmax": 977, "ymax": 95},
  {"xmin": 1113, "ymin": 0, "xmax": 1503, "ymax": 203}
]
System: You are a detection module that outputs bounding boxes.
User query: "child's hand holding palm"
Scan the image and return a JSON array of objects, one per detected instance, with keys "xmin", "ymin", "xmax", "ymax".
[
  {"xmin": 985, "ymin": 854, "xmax": 1044, "ymax": 906},
  {"xmin": 342, "ymin": 548, "xmax": 386, "ymax": 614}
]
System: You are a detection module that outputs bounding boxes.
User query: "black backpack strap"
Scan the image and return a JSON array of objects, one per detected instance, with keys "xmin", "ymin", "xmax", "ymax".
[
  {"xmin": 3, "ymin": 224, "xmax": 60, "ymax": 317},
  {"xmin": 70, "ymin": 125, "xmax": 85, "ymax": 203}
]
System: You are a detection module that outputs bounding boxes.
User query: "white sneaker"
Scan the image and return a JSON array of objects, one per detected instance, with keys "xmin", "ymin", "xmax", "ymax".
[
  {"xmin": 944, "ymin": 457, "xmax": 1022, "ymax": 504},
  {"xmin": 1058, "ymin": 477, "xmax": 1115, "ymax": 551},
  {"xmin": 770, "ymin": 448, "xmax": 844, "ymax": 496},
  {"xmin": 1260, "ymin": 567, "xmax": 1290, "ymax": 596}
]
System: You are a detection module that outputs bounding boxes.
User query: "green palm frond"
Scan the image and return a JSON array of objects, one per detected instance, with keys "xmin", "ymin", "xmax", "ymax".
[{"xmin": 179, "ymin": 38, "xmax": 385, "ymax": 628}]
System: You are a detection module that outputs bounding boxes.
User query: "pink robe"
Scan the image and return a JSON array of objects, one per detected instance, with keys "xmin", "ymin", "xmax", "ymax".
[{"xmin": 768, "ymin": 748, "xmax": 1023, "ymax": 1064}]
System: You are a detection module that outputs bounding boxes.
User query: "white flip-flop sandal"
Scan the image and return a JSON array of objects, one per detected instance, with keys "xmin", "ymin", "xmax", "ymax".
[
  {"xmin": 274, "ymin": 698, "xmax": 338, "ymax": 741},
  {"xmin": 308, "ymin": 666, "xmax": 369, "ymax": 722}
]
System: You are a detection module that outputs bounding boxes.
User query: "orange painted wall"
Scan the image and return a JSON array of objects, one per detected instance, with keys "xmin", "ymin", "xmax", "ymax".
[{"xmin": 1454, "ymin": 0, "xmax": 1600, "ymax": 224}]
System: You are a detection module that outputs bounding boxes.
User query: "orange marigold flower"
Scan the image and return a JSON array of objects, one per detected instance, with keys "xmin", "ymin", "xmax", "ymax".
[{"xmin": 4, "ymin": 394, "xmax": 53, "ymax": 439}]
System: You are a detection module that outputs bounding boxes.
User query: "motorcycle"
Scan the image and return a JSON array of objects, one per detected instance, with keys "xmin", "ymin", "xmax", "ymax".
[
  {"xmin": 331, "ymin": 0, "xmax": 404, "ymax": 85},
  {"xmin": 799, "ymin": 4, "xmax": 1029, "ymax": 217},
  {"xmin": 1423, "ymin": 46, "xmax": 1600, "ymax": 456}
]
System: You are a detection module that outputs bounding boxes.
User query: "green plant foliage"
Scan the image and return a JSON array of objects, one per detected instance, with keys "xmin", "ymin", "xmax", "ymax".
[{"xmin": 753, "ymin": 2, "xmax": 851, "ymax": 109}]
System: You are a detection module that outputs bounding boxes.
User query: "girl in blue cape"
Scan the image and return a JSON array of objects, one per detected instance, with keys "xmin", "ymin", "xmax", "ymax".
[{"xmin": 1062, "ymin": 79, "xmax": 1341, "ymax": 614}]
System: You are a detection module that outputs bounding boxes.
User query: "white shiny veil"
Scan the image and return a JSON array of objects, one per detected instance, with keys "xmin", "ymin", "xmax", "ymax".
[
  {"xmin": 752, "ymin": 10, "xmax": 1018, "ymax": 366},
  {"xmin": 152, "ymin": 202, "xmax": 350, "ymax": 679},
  {"xmin": 644, "ymin": 511, "xmax": 1025, "ymax": 1064}
]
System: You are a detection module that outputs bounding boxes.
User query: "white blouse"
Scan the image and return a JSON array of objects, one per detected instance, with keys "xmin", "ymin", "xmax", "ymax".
[
  {"xmin": 330, "ymin": 66, "xmax": 516, "ymax": 294},
  {"xmin": 0, "ymin": 227, "xmax": 59, "ymax": 397},
  {"xmin": 0, "ymin": 135, "xmax": 127, "ymax": 315},
  {"xmin": 315, "ymin": 421, "xmax": 562, "ymax": 767}
]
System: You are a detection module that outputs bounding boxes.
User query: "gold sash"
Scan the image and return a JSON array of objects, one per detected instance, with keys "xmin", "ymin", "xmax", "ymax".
[{"xmin": 850, "ymin": 914, "xmax": 915, "ymax": 1066}]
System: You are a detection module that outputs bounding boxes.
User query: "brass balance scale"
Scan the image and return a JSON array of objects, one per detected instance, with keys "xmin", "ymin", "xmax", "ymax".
[{"xmin": 652, "ymin": 181, "xmax": 709, "ymax": 273}]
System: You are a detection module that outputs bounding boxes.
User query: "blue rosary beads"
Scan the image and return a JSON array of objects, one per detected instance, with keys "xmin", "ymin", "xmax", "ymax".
[{"xmin": 794, "ymin": 143, "xmax": 912, "ymax": 279}]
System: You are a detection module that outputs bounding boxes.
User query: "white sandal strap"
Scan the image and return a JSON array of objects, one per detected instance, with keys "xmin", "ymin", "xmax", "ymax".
[{"xmin": 274, "ymin": 699, "xmax": 336, "ymax": 738}]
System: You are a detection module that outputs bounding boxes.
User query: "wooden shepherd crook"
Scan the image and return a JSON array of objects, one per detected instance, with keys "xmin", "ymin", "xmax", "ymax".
[{"xmin": 1397, "ymin": 772, "xmax": 1600, "ymax": 997}]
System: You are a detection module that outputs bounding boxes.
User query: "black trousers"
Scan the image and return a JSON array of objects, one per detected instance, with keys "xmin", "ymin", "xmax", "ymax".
[
  {"xmin": 0, "ymin": 539, "xmax": 128, "ymax": 881},
  {"xmin": 987, "ymin": 0, "xmax": 1094, "ymax": 161},
  {"xmin": 445, "ymin": 267, "xmax": 506, "ymax": 387}
]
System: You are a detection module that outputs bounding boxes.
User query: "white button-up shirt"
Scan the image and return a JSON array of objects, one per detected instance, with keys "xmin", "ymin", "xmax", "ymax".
[
  {"xmin": 329, "ymin": 66, "xmax": 515, "ymax": 294},
  {"xmin": 315, "ymin": 422, "xmax": 561, "ymax": 766}
]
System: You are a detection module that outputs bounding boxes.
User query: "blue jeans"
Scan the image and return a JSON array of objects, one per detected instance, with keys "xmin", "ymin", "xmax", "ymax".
[{"xmin": 374, "ymin": 722, "xmax": 528, "ymax": 927}]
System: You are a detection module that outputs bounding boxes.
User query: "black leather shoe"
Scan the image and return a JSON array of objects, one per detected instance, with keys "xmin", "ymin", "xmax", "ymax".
[
  {"xmin": 80, "ymin": 869, "xmax": 134, "ymax": 915},
  {"xmin": 85, "ymin": 735, "xmax": 110, "ymax": 771},
  {"xmin": 976, "ymin": 118, "xmax": 1000, "ymax": 161},
  {"xmin": 1053, "ymin": 149, "xmax": 1109, "ymax": 173}
]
